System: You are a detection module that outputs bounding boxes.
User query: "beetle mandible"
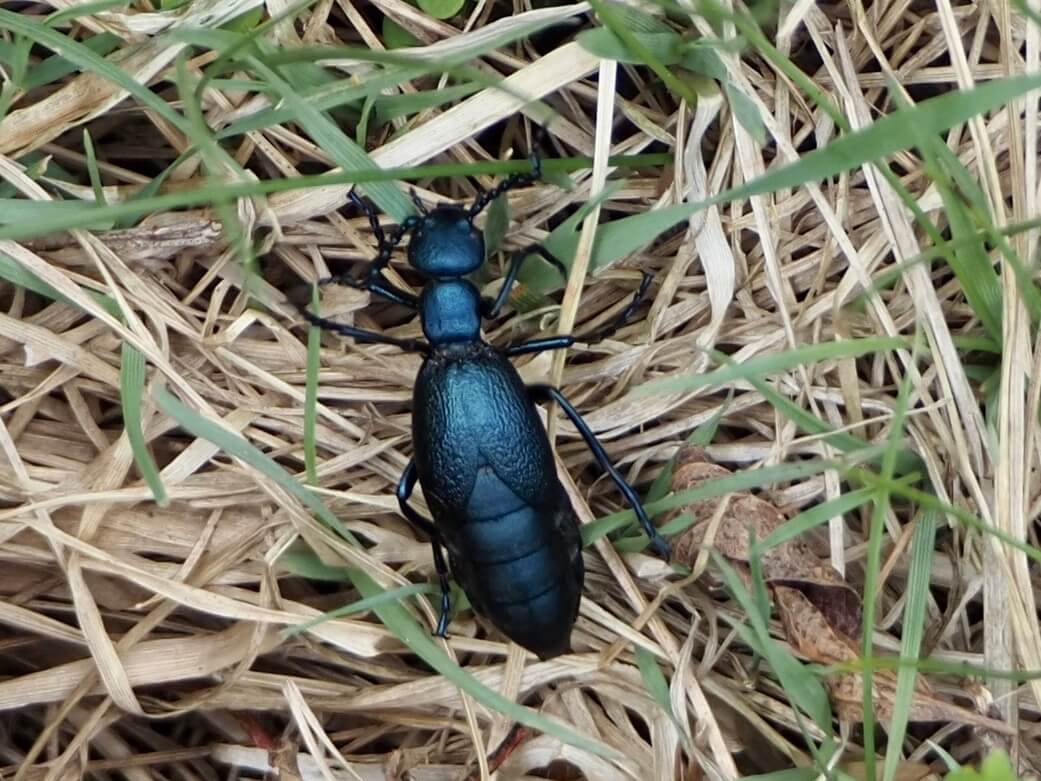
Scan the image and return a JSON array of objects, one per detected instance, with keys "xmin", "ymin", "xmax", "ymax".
[{"xmin": 294, "ymin": 135, "xmax": 671, "ymax": 659}]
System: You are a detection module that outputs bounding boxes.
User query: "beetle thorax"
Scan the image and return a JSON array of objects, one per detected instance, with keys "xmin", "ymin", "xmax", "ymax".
[{"xmin": 419, "ymin": 279, "xmax": 481, "ymax": 345}]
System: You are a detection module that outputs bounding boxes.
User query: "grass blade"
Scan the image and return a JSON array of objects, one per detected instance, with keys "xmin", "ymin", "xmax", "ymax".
[
  {"xmin": 714, "ymin": 554, "xmax": 834, "ymax": 752},
  {"xmin": 120, "ymin": 343, "xmax": 167, "ymax": 506},
  {"xmin": 882, "ymin": 510, "xmax": 937, "ymax": 781},
  {"xmin": 533, "ymin": 71, "xmax": 1041, "ymax": 277},
  {"xmin": 634, "ymin": 337, "xmax": 908, "ymax": 396}
]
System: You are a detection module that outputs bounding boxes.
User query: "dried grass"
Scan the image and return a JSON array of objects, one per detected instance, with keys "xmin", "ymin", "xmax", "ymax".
[{"xmin": 0, "ymin": 0, "xmax": 1039, "ymax": 779}]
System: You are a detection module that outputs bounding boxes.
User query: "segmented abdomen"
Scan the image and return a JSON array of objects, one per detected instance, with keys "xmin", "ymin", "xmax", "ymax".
[
  {"xmin": 412, "ymin": 342, "xmax": 583, "ymax": 658},
  {"xmin": 447, "ymin": 464, "xmax": 582, "ymax": 659}
]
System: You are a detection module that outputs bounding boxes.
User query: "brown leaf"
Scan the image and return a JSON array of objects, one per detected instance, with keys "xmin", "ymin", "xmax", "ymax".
[
  {"xmin": 773, "ymin": 578, "xmax": 863, "ymax": 640},
  {"xmin": 670, "ymin": 450, "xmax": 1013, "ymax": 735},
  {"xmin": 669, "ymin": 446, "xmax": 861, "ymax": 634},
  {"xmin": 775, "ymin": 586, "xmax": 1013, "ymax": 733},
  {"xmin": 774, "ymin": 585, "xmax": 859, "ymax": 665}
]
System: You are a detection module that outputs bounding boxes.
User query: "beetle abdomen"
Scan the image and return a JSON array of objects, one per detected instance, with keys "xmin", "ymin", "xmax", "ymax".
[
  {"xmin": 412, "ymin": 343, "xmax": 584, "ymax": 658},
  {"xmin": 446, "ymin": 464, "xmax": 583, "ymax": 659}
]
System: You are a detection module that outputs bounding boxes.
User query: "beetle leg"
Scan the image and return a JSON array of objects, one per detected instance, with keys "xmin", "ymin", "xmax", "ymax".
[
  {"xmin": 308, "ymin": 274, "xmax": 418, "ymax": 310},
  {"xmin": 528, "ymin": 384, "xmax": 672, "ymax": 561},
  {"xmin": 347, "ymin": 188, "xmax": 421, "ymax": 279},
  {"xmin": 349, "ymin": 188, "xmax": 386, "ymax": 243},
  {"xmin": 500, "ymin": 271, "xmax": 651, "ymax": 355},
  {"xmin": 504, "ymin": 335, "xmax": 575, "ymax": 357},
  {"xmin": 576, "ymin": 271, "xmax": 654, "ymax": 344},
  {"xmin": 297, "ymin": 307, "xmax": 430, "ymax": 356},
  {"xmin": 409, "ymin": 187, "xmax": 429, "ymax": 216},
  {"xmin": 304, "ymin": 192, "xmax": 421, "ymax": 311},
  {"xmin": 363, "ymin": 277, "xmax": 419, "ymax": 309},
  {"xmin": 484, "ymin": 244, "xmax": 569, "ymax": 319},
  {"xmin": 397, "ymin": 460, "xmax": 453, "ymax": 637}
]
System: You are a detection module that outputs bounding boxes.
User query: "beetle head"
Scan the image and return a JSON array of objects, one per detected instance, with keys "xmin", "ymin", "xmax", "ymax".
[{"xmin": 407, "ymin": 206, "xmax": 485, "ymax": 277}]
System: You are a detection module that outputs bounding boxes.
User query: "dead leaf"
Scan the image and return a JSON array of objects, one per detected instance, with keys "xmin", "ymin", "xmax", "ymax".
[
  {"xmin": 669, "ymin": 449, "xmax": 1015, "ymax": 735},
  {"xmin": 669, "ymin": 445, "xmax": 861, "ymax": 634}
]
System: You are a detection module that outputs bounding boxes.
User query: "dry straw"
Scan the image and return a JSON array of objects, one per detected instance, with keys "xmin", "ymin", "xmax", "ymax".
[{"xmin": 0, "ymin": 0, "xmax": 1038, "ymax": 779}]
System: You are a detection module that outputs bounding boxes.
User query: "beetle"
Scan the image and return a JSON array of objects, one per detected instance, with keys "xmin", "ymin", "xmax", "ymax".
[{"xmin": 293, "ymin": 140, "xmax": 671, "ymax": 659}]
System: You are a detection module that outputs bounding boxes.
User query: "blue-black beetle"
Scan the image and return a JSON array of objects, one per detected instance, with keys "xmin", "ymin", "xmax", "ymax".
[{"xmin": 294, "ymin": 139, "xmax": 670, "ymax": 659}]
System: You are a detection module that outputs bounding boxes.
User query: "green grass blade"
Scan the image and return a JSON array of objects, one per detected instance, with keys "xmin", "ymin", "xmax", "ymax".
[
  {"xmin": 853, "ymin": 467, "xmax": 1041, "ymax": 566},
  {"xmin": 374, "ymin": 82, "xmax": 482, "ymax": 125},
  {"xmin": 278, "ymin": 544, "xmax": 358, "ymax": 581},
  {"xmin": 634, "ymin": 336, "xmax": 907, "ymax": 396},
  {"xmin": 585, "ymin": 0, "xmax": 696, "ymax": 105},
  {"xmin": 823, "ymin": 653, "xmax": 1041, "ymax": 684},
  {"xmin": 640, "ymin": 402, "xmax": 729, "ymax": 535},
  {"xmin": 714, "ymin": 554, "xmax": 834, "ymax": 748},
  {"xmin": 0, "ymin": 199, "xmax": 111, "ymax": 231},
  {"xmin": 582, "ymin": 455, "xmax": 855, "ymax": 546},
  {"xmin": 483, "ymin": 190, "xmax": 510, "ymax": 256},
  {"xmin": 172, "ymin": 54, "xmax": 254, "ymax": 272},
  {"xmin": 860, "ymin": 334, "xmax": 919, "ymax": 779},
  {"xmin": 0, "ymin": 154, "xmax": 668, "ymax": 241},
  {"xmin": 243, "ymin": 54, "xmax": 413, "ymax": 222},
  {"xmin": 882, "ymin": 510, "xmax": 937, "ymax": 781},
  {"xmin": 44, "ymin": 0, "xmax": 130, "ymax": 27},
  {"xmin": 577, "ymin": 28, "xmax": 682, "ymax": 65},
  {"xmin": 741, "ymin": 770, "xmax": 821, "ymax": 781},
  {"xmin": 283, "ymin": 582, "xmax": 436, "ymax": 638},
  {"xmin": 120, "ymin": 343, "xmax": 168, "ymax": 506},
  {"xmin": 82, "ymin": 130, "xmax": 106, "ymax": 206},
  {"xmin": 534, "ymin": 70, "xmax": 1041, "ymax": 278},
  {"xmin": 750, "ymin": 488, "xmax": 875, "ymax": 557},
  {"xmin": 0, "ymin": 250, "xmax": 122, "ymax": 318},
  {"xmin": 0, "ymin": 10, "xmax": 185, "ymax": 129},
  {"xmin": 945, "ymin": 751, "xmax": 1018, "ymax": 781},
  {"xmin": 0, "ymin": 251, "xmax": 77, "ymax": 306},
  {"xmin": 634, "ymin": 645, "xmax": 679, "ymax": 729},
  {"xmin": 724, "ymin": 81, "xmax": 766, "ymax": 144},
  {"xmin": 907, "ymin": 119, "xmax": 1004, "ymax": 339},
  {"xmin": 8, "ymin": 33, "xmax": 120, "ymax": 90},
  {"xmin": 738, "ymin": 363, "xmax": 924, "ymax": 478},
  {"xmin": 0, "ymin": 35, "xmax": 32, "ymax": 87},
  {"xmin": 182, "ymin": 15, "xmax": 572, "ymax": 140},
  {"xmin": 216, "ymin": 63, "xmax": 429, "ymax": 138}
]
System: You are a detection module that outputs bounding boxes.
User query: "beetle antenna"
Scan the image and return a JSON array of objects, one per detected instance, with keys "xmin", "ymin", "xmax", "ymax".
[
  {"xmin": 410, "ymin": 187, "xmax": 428, "ymax": 216},
  {"xmin": 469, "ymin": 124, "xmax": 547, "ymax": 220},
  {"xmin": 348, "ymin": 190, "xmax": 420, "ymax": 277},
  {"xmin": 370, "ymin": 214, "xmax": 420, "ymax": 276}
]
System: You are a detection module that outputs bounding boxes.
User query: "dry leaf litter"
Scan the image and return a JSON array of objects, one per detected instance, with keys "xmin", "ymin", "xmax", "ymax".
[{"xmin": 0, "ymin": 0, "xmax": 1038, "ymax": 779}]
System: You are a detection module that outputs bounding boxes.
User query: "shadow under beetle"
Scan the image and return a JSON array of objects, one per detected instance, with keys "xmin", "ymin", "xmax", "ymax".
[{"xmin": 294, "ymin": 140, "xmax": 671, "ymax": 660}]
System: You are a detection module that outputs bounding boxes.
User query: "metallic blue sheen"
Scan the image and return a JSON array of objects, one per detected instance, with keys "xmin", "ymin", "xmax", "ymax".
[
  {"xmin": 419, "ymin": 280, "xmax": 481, "ymax": 344},
  {"xmin": 297, "ymin": 182, "xmax": 668, "ymax": 659},
  {"xmin": 412, "ymin": 340, "xmax": 582, "ymax": 660},
  {"xmin": 407, "ymin": 206, "xmax": 484, "ymax": 276}
]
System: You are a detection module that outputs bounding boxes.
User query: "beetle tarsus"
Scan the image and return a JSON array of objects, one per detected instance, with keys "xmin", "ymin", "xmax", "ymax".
[
  {"xmin": 299, "ymin": 308, "xmax": 430, "ymax": 355},
  {"xmin": 484, "ymin": 243, "xmax": 569, "ymax": 318},
  {"xmin": 434, "ymin": 578, "xmax": 452, "ymax": 638},
  {"xmin": 577, "ymin": 271, "xmax": 654, "ymax": 344}
]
